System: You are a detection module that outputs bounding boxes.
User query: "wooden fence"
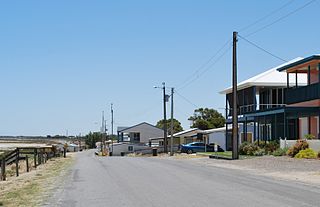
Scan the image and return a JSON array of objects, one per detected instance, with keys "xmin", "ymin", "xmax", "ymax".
[{"xmin": 0, "ymin": 146, "xmax": 63, "ymax": 181}]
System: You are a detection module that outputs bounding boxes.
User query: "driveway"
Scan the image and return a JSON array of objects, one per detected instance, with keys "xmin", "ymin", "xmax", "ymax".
[{"xmin": 45, "ymin": 150, "xmax": 320, "ymax": 207}]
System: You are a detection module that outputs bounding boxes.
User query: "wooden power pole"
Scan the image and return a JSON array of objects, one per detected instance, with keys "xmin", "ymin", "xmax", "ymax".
[
  {"xmin": 163, "ymin": 82, "xmax": 168, "ymax": 153},
  {"xmin": 232, "ymin": 31, "xmax": 239, "ymax": 160}
]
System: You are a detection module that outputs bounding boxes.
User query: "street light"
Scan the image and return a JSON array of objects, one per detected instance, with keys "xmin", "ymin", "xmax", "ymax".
[
  {"xmin": 154, "ymin": 82, "xmax": 169, "ymax": 153},
  {"xmin": 154, "ymin": 83, "xmax": 174, "ymax": 155}
]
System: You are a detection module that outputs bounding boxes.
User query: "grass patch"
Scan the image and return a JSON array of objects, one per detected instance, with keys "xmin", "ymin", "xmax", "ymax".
[
  {"xmin": 197, "ymin": 151, "xmax": 232, "ymax": 157},
  {"xmin": 197, "ymin": 151, "xmax": 255, "ymax": 159},
  {"xmin": 0, "ymin": 156, "xmax": 74, "ymax": 207}
]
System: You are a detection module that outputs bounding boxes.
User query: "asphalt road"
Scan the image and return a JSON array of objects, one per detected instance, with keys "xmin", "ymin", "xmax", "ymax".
[{"xmin": 46, "ymin": 150, "xmax": 320, "ymax": 207}]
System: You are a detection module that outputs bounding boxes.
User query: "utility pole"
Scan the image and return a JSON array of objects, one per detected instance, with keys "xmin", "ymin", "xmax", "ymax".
[
  {"xmin": 111, "ymin": 103, "xmax": 114, "ymax": 156},
  {"xmin": 101, "ymin": 111, "xmax": 106, "ymax": 155},
  {"xmin": 162, "ymin": 82, "xmax": 168, "ymax": 153},
  {"xmin": 232, "ymin": 31, "xmax": 239, "ymax": 160},
  {"xmin": 170, "ymin": 88, "xmax": 174, "ymax": 156}
]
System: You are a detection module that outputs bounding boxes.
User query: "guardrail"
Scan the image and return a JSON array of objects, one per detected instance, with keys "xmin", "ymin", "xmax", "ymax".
[{"xmin": 0, "ymin": 146, "xmax": 63, "ymax": 181}]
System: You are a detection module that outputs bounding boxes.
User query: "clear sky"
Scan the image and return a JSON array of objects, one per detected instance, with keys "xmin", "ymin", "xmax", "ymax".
[{"xmin": 0, "ymin": 0, "xmax": 319, "ymax": 136}]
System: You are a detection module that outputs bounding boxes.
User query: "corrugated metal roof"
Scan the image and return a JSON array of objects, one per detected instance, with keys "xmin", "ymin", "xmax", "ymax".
[
  {"xmin": 220, "ymin": 57, "xmax": 307, "ymax": 94},
  {"xmin": 173, "ymin": 128, "xmax": 199, "ymax": 136}
]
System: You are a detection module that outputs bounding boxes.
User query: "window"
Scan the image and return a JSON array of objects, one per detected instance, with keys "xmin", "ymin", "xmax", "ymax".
[
  {"xmin": 128, "ymin": 146, "xmax": 134, "ymax": 152},
  {"xmin": 133, "ymin": 133, "xmax": 140, "ymax": 142}
]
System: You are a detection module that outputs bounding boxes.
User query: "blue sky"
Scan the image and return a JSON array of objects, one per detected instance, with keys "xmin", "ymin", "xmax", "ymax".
[{"xmin": 0, "ymin": 0, "xmax": 319, "ymax": 136}]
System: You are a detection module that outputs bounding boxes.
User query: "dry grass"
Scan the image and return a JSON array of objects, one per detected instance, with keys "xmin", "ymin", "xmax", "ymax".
[{"xmin": 0, "ymin": 154, "xmax": 75, "ymax": 207}]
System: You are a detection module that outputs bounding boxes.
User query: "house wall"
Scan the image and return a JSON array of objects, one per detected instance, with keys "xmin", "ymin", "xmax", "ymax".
[
  {"xmin": 310, "ymin": 116, "xmax": 318, "ymax": 138},
  {"xmin": 288, "ymin": 99, "xmax": 320, "ymax": 107},
  {"xmin": 111, "ymin": 143, "xmax": 151, "ymax": 156},
  {"xmin": 310, "ymin": 69, "xmax": 319, "ymax": 84},
  {"xmin": 176, "ymin": 130, "xmax": 201, "ymax": 145},
  {"xmin": 121, "ymin": 123, "xmax": 164, "ymax": 143},
  {"xmin": 299, "ymin": 117, "xmax": 308, "ymax": 139},
  {"xmin": 298, "ymin": 116, "xmax": 319, "ymax": 139},
  {"xmin": 208, "ymin": 132, "xmax": 226, "ymax": 151}
]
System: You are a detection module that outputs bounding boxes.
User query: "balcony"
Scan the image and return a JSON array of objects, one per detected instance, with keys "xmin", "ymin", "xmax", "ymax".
[{"xmin": 286, "ymin": 83, "xmax": 320, "ymax": 104}]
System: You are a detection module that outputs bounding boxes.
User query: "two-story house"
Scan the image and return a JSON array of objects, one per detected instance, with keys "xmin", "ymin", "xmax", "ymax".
[
  {"xmin": 277, "ymin": 55, "xmax": 320, "ymax": 139},
  {"xmin": 220, "ymin": 58, "xmax": 307, "ymax": 149}
]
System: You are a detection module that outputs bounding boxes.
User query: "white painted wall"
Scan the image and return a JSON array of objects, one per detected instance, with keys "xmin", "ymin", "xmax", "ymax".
[
  {"xmin": 299, "ymin": 117, "xmax": 308, "ymax": 138},
  {"xmin": 208, "ymin": 132, "xmax": 226, "ymax": 151}
]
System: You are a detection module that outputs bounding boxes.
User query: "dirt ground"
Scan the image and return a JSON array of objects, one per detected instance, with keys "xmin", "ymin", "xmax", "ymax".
[
  {"xmin": 0, "ymin": 153, "xmax": 75, "ymax": 207},
  {"xmin": 182, "ymin": 155, "xmax": 320, "ymax": 186}
]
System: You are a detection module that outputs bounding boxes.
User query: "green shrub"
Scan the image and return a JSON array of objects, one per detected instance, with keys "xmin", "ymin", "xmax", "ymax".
[
  {"xmin": 294, "ymin": 148, "xmax": 317, "ymax": 159},
  {"xmin": 287, "ymin": 140, "xmax": 309, "ymax": 157},
  {"xmin": 253, "ymin": 149, "xmax": 265, "ymax": 156},
  {"xmin": 304, "ymin": 134, "xmax": 316, "ymax": 140},
  {"xmin": 239, "ymin": 142, "xmax": 262, "ymax": 156},
  {"xmin": 272, "ymin": 147, "xmax": 288, "ymax": 156},
  {"xmin": 318, "ymin": 151, "xmax": 320, "ymax": 159},
  {"xmin": 264, "ymin": 140, "xmax": 280, "ymax": 154},
  {"xmin": 254, "ymin": 140, "xmax": 266, "ymax": 149}
]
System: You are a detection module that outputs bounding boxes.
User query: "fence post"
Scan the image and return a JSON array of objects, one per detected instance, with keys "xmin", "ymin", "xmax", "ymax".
[
  {"xmin": 63, "ymin": 147, "xmax": 66, "ymax": 158},
  {"xmin": 34, "ymin": 148, "xmax": 37, "ymax": 169},
  {"xmin": 26, "ymin": 155, "xmax": 29, "ymax": 172},
  {"xmin": 1, "ymin": 158, "xmax": 6, "ymax": 181},
  {"xmin": 38, "ymin": 152, "xmax": 41, "ymax": 166},
  {"xmin": 16, "ymin": 149, "xmax": 19, "ymax": 177}
]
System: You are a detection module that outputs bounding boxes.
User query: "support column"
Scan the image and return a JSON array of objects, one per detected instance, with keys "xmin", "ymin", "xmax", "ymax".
[
  {"xmin": 284, "ymin": 112, "xmax": 287, "ymax": 139},
  {"xmin": 245, "ymin": 117, "xmax": 248, "ymax": 142},
  {"xmin": 318, "ymin": 63, "xmax": 320, "ymax": 83},
  {"xmin": 318, "ymin": 112, "xmax": 320, "ymax": 139},
  {"xmin": 253, "ymin": 119, "xmax": 256, "ymax": 142},
  {"xmin": 257, "ymin": 119, "xmax": 260, "ymax": 145},
  {"xmin": 225, "ymin": 95, "xmax": 229, "ymax": 149},
  {"xmin": 253, "ymin": 86, "xmax": 257, "ymax": 112},
  {"xmin": 308, "ymin": 65, "xmax": 311, "ymax": 85},
  {"xmin": 287, "ymin": 73, "xmax": 289, "ymax": 88},
  {"xmin": 308, "ymin": 116, "xmax": 311, "ymax": 135},
  {"xmin": 264, "ymin": 115, "xmax": 267, "ymax": 143},
  {"xmin": 274, "ymin": 114, "xmax": 277, "ymax": 140},
  {"xmin": 295, "ymin": 71, "xmax": 298, "ymax": 87},
  {"xmin": 242, "ymin": 121, "xmax": 245, "ymax": 143}
]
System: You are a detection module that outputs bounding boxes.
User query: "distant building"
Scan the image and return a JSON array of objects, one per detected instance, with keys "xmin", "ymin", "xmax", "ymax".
[{"xmin": 117, "ymin": 122, "xmax": 164, "ymax": 144}]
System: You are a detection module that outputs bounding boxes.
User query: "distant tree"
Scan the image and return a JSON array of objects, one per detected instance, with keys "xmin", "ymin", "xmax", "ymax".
[
  {"xmin": 156, "ymin": 118, "xmax": 183, "ymax": 135},
  {"xmin": 188, "ymin": 108, "xmax": 225, "ymax": 130},
  {"xmin": 85, "ymin": 132, "xmax": 101, "ymax": 149}
]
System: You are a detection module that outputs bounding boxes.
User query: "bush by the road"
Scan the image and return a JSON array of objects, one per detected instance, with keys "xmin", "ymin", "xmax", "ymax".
[
  {"xmin": 287, "ymin": 140, "xmax": 309, "ymax": 157},
  {"xmin": 272, "ymin": 148, "xmax": 288, "ymax": 156},
  {"xmin": 294, "ymin": 148, "xmax": 317, "ymax": 159},
  {"xmin": 239, "ymin": 142, "xmax": 261, "ymax": 156}
]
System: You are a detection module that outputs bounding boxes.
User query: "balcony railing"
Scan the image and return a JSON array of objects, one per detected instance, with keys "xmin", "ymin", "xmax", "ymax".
[
  {"xmin": 286, "ymin": 83, "xmax": 320, "ymax": 104},
  {"xmin": 228, "ymin": 104, "xmax": 286, "ymax": 116}
]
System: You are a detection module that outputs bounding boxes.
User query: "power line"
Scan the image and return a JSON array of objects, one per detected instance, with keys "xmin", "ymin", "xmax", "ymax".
[
  {"xmin": 238, "ymin": 35, "xmax": 287, "ymax": 62},
  {"xmin": 176, "ymin": 38, "xmax": 231, "ymax": 89},
  {"xmin": 238, "ymin": 0, "xmax": 295, "ymax": 32},
  {"xmin": 175, "ymin": 90, "xmax": 199, "ymax": 108},
  {"xmin": 244, "ymin": 0, "xmax": 317, "ymax": 37},
  {"xmin": 177, "ymin": 43, "xmax": 232, "ymax": 90}
]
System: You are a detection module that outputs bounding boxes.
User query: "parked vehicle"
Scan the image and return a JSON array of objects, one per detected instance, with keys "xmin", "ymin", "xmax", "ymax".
[{"xmin": 180, "ymin": 142, "xmax": 224, "ymax": 154}]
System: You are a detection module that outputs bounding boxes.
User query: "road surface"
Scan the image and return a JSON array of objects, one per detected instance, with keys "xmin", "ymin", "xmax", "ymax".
[{"xmin": 46, "ymin": 150, "xmax": 320, "ymax": 207}]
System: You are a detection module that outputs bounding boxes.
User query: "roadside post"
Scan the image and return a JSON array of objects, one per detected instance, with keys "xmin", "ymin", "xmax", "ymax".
[
  {"xmin": 16, "ymin": 149, "xmax": 19, "ymax": 177},
  {"xmin": 1, "ymin": 158, "xmax": 6, "ymax": 181},
  {"xmin": 214, "ymin": 143, "xmax": 218, "ymax": 157},
  {"xmin": 63, "ymin": 143, "xmax": 67, "ymax": 158},
  {"xmin": 26, "ymin": 155, "xmax": 29, "ymax": 172}
]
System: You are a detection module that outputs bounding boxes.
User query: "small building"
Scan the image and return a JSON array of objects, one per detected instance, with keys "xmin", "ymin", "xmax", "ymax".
[
  {"xmin": 149, "ymin": 128, "xmax": 202, "ymax": 147},
  {"xmin": 117, "ymin": 122, "xmax": 164, "ymax": 144},
  {"xmin": 204, "ymin": 124, "xmax": 256, "ymax": 151}
]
